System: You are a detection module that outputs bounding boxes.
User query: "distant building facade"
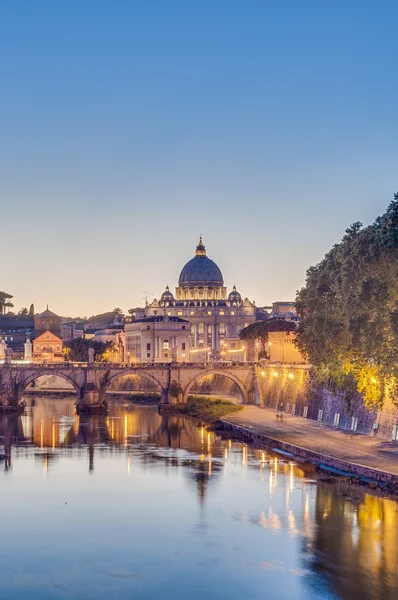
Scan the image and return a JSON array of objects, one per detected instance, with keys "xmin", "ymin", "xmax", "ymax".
[
  {"xmin": 33, "ymin": 330, "xmax": 64, "ymax": 362},
  {"xmin": 268, "ymin": 330, "xmax": 305, "ymax": 363},
  {"xmin": 134, "ymin": 238, "xmax": 257, "ymax": 362},
  {"xmin": 34, "ymin": 307, "xmax": 61, "ymax": 337},
  {"xmin": 124, "ymin": 316, "xmax": 191, "ymax": 363},
  {"xmin": 0, "ymin": 316, "xmax": 34, "ymax": 352}
]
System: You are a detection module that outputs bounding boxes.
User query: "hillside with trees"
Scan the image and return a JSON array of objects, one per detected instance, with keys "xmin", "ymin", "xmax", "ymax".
[{"xmin": 295, "ymin": 192, "xmax": 398, "ymax": 409}]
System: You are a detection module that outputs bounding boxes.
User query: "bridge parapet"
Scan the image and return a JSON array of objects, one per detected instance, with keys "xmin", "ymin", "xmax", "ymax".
[{"xmin": 0, "ymin": 361, "xmax": 267, "ymax": 410}]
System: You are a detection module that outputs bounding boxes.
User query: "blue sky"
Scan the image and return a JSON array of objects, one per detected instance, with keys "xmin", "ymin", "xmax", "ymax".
[{"xmin": 1, "ymin": 1, "xmax": 397, "ymax": 316}]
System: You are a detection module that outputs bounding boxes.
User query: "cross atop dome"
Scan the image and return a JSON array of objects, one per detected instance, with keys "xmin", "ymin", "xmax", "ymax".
[{"xmin": 195, "ymin": 236, "xmax": 206, "ymax": 256}]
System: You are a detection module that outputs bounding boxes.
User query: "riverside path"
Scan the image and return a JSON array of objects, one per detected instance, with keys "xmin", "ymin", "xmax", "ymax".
[{"xmin": 222, "ymin": 405, "xmax": 398, "ymax": 482}]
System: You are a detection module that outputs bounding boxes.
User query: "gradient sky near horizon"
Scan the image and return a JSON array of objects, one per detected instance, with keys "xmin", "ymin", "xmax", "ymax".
[{"xmin": 1, "ymin": 1, "xmax": 397, "ymax": 317}]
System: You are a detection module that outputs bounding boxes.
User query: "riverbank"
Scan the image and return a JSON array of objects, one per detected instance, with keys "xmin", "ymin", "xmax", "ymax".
[{"xmin": 221, "ymin": 405, "xmax": 398, "ymax": 487}]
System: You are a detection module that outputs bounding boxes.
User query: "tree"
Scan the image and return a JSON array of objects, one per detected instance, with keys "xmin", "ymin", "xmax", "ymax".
[
  {"xmin": 64, "ymin": 338, "xmax": 113, "ymax": 362},
  {"xmin": 29, "ymin": 304, "xmax": 35, "ymax": 316},
  {"xmin": 295, "ymin": 192, "xmax": 398, "ymax": 409},
  {"xmin": 18, "ymin": 308, "xmax": 29, "ymax": 316},
  {"xmin": 0, "ymin": 291, "xmax": 14, "ymax": 315}
]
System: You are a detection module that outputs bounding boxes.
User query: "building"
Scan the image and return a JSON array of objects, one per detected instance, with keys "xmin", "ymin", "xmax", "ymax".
[
  {"xmin": 270, "ymin": 301, "xmax": 299, "ymax": 323},
  {"xmin": 0, "ymin": 315, "xmax": 34, "ymax": 352},
  {"xmin": 32, "ymin": 330, "xmax": 64, "ymax": 362},
  {"xmin": 34, "ymin": 306, "xmax": 61, "ymax": 337},
  {"xmin": 93, "ymin": 323, "xmax": 125, "ymax": 362},
  {"xmin": 60, "ymin": 321, "xmax": 85, "ymax": 342},
  {"xmin": 135, "ymin": 238, "xmax": 257, "ymax": 361},
  {"xmin": 267, "ymin": 330, "xmax": 304, "ymax": 363},
  {"xmin": 124, "ymin": 316, "xmax": 191, "ymax": 363}
]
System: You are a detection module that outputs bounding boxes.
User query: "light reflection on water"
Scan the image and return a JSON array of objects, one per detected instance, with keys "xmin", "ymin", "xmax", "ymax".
[{"xmin": 0, "ymin": 396, "xmax": 397, "ymax": 600}]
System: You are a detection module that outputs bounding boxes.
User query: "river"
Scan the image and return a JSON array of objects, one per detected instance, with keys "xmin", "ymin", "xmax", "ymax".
[{"xmin": 0, "ymin": 395, "xmax": 397, "ymax": 600}]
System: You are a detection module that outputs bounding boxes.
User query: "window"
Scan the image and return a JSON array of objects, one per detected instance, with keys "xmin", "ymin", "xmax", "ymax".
[
  {"xmin": 219, "ymin": 323, "xmax": 226, "ymax": 334},
  {"xmin": 178, "ymin": 310, "xmax": 183, "ymax": 316},
  {"xmin": 198, "ymin": 323, "xmax": 204, "ymax": 334},
  {"xmin": 231, "ymin": 342, "xmax": 236, "ymax": 350},
  {"xmin": 163, "ymin": 340, "xmax": 169, "ymax": 350},
  {"xmin": 182, "ymin": 353, "xmax": 186, "ymax": 358},
  {"xmin": 220, "ymin": 310, "xmax": 224, "ymax": 315},
  {"xmin": 182, "ymin": 325, "xmax": 186, "ymax": 330},
  {"xmin": 147, "ymin": 353, "xmax": 151, "ymax": 358},
  {"xmin": 190, "ymin": 311, "xmax": 194, "ymax": 315},
  {"xmin": 182, "ymin": 343, "xmax": 186, "ymax": 350},
  {"xmin": 208, "ymin": 311, "xmax": 211, "ymax": 315},
  {"xmin": 168, "ymin": 312, "xmax": 171, "ymax": 316},
  {"xmin": 146, "ymin": 343, "xmax": 151, "ymax": 351},
  {"xmin": 146, "ymin": 326, "xmax": 151, "ymax": 330},
  {"xmin": 231, "ymin": 311, "xmax": 235, "ymax": 316}
]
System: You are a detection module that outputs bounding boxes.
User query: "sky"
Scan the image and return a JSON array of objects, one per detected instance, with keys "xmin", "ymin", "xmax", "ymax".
[{"xmin": 1, "ymin": 1, "xmax": 397, "ymax": 317}]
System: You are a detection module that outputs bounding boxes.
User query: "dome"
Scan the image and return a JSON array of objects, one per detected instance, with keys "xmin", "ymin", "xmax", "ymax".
[
  {"xmin": 161, "ymin": 285, "xmax": 175, "ymax": 304},
  {"xmin": 228, "ymin": 285, "xmax": 242, "ymax": 305},
  {"xmin": 178, "ymin": 238, "xmax": 224, "ymax": 287}
]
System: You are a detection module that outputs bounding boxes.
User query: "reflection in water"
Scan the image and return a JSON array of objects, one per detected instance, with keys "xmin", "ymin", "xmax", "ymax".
[{"xmin": 0, "ymin": 395, "xmax": 396, "ymax": 600}]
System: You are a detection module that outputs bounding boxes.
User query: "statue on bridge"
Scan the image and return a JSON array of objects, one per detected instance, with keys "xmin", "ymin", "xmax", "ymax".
[
  {"xmin": 0, "ymin": 338, "xmax": 7, "ymax": 360},
  {"xmin": 88, "ymin": 347, "xmax": 95, "ymax": 364}
]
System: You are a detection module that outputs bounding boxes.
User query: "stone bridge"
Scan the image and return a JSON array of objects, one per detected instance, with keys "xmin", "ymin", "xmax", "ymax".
[{"xmin": 0, "ymin": 361, "xmax": 260, "ymax": 410}]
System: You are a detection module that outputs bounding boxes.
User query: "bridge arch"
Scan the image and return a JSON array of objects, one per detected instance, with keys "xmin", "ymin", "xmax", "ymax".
[
  {"xmin": 182, "ymin": 369, "xmax": 249, "ymax": 404},
  {"xmin": 20, "ymin": 370, "xmax": 81, "ymax": 399},
  {"xmin": 103, "ymin": 370, "xmax": 165, "ymax": 398}
]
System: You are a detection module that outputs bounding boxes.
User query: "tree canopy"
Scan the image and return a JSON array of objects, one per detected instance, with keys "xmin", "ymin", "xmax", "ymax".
[
  {"xmin": 295, "ymin": 192, "xmax": 398, "ymax": 408},
  {"xmin": 0, "ymin": 291, "xmax": 14, "ymax": 315},
  {"xmin": 64, "ymin": 338, "xmax": 113, "ymax": 362}
]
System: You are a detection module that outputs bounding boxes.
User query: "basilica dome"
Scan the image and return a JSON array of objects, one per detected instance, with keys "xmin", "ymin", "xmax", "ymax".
[
  {"xmin": 228, "ymin": 285, "xmax": 242, "ymax": 305},
  {"xmin": 178, "ymin": 238, "xmax": 224, "ymax": 287},
  {"xmin": 161, "ymin": 285, "xmax": 175, "ymax": 304}
]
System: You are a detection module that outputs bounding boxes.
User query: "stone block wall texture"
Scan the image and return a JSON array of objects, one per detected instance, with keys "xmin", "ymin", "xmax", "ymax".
[{"xmin": 258, "ymin": 366, "xmax": 398, "ymax": 441}]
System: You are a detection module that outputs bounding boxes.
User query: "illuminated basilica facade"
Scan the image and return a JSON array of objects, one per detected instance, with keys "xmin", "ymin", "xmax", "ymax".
[{"xmin": 134, "ymin": 238, "xmax": 257, "ymax": 361}]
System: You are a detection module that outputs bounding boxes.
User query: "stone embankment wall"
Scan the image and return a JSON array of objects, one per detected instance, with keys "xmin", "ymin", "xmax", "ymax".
[{"xmin": 257, "ymin": 366, "xmax": 398, "ymax": 441}]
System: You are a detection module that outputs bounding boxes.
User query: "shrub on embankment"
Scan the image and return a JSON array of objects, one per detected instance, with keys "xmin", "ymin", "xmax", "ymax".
[{"xmin": 183, "ymin": 396, "xmax": 243, "ymax": 422}]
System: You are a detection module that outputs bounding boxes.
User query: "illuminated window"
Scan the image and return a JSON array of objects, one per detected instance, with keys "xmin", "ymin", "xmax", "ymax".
[
  {"xmin": 208, "ymin": 311, "xmax": 211, "ymax": 315},
  {"xmin": 182, "ymin": 353, "xmax": 186, "ymax": 358},
  {"xmin": 178, "ymin": 310, "xmax": 183, "ymax": 316},
  {"xmin": 190, "ymin": 311, "xmax": 194, "ymax": 315},
  {"xmin": 163, "ymin": 340, "xmax": 169, "ymax": 350},
  {"xmin": 198, "ymin": 323, "xmax": 204, "ymax": 334},
  {"xmin": 220, "ymin": 310, "xmax": 224, "ymax": 315},
  {"xmin": 231, "ymin": 311, "xmax": 235, "ymax": 315},
  {"xmin": 168, "ymin": 312, "xmax": 171, "ymax": 316}
]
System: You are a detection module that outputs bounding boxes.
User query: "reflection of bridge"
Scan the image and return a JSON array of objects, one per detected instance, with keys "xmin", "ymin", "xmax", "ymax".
[{"xmin": 0, "ymin": 362, "xmax": 259, "ymax": 409}]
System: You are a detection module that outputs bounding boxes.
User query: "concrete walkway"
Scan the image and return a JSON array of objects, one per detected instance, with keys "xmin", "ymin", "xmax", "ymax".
[{"xmin": 223, "ymin": 405, "xmax": 398, "ymax": 477}]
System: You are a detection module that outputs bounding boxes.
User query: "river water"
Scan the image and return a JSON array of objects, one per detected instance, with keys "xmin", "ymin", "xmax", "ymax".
[{"xmin": 0, "ymin": 396, "xmax": 397, "ymax": 600}]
